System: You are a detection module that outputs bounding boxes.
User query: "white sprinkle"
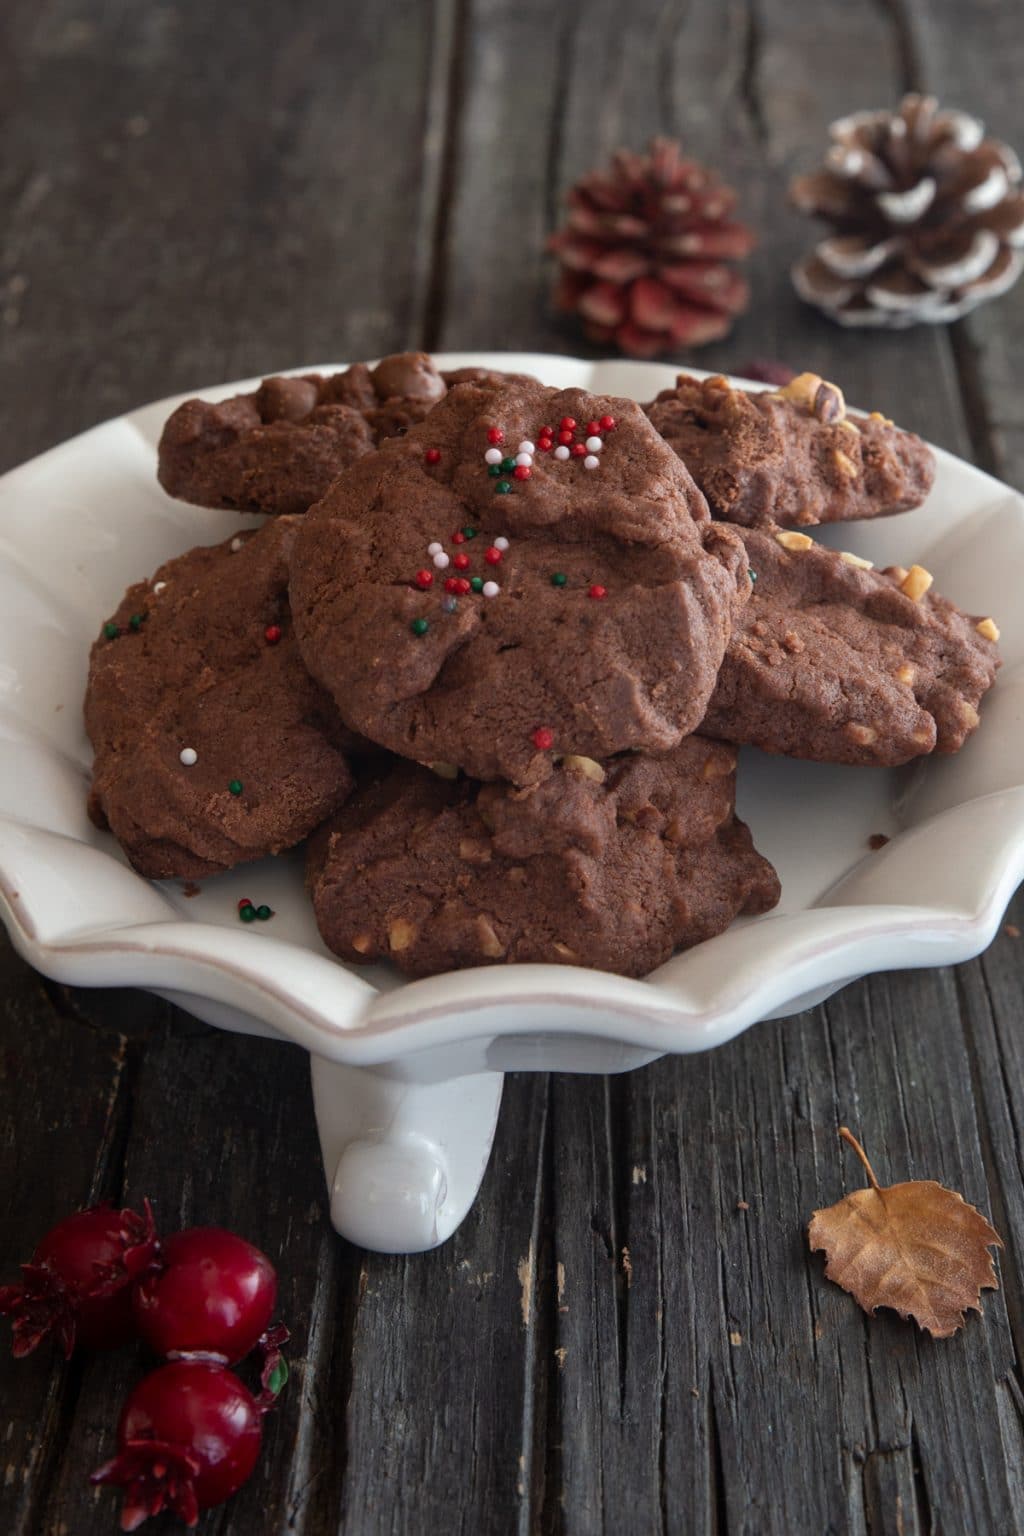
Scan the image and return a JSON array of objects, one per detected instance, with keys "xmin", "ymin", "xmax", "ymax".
[
  {"xmin": 554, "ymin": 445, "xmax": 570, "ymax": 461},
  {"xmin": 230, "ymin": 537, "xmax": 243, "ymax": 553},
  {"xmin": 152, "ymin": 581, "xmax": 166, "ymax": 594},
  {"xmin": 585, "ymin": 436, "xmax": 603, "ymax": 453},
  {"xmin": 515, "ymin": 452, "xmax": 533, "ymax": 467},
  {"xmin": 433, "ymin": 551, "xmax": 450, "ymax": 570},
  {"xmin": 493, "ymin": 536, "xmax": 510, "ymax": 551},
  {"xmin": 482, "ymin": 581, "xmax": 500, "ymax": 598},
  {"xmin": 517, "ymin": 440, "xmax": 535, "ymax": 455},
  {"xmin": 427, "ymin": 541, "xmax": 443, "ymax": 556},
  {"xmin": 179, "ymin": 747, "xmax": 198, "ymax": 766},
  {"xmin": 584, "ymin": 455, "xmax": 599, "ymax": 470},
  {"xmin": 484, "ymin": 448, "xmax": 502, "ymax": 465}
]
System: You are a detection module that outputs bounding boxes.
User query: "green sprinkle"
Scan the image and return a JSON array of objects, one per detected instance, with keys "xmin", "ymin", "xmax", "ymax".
[
  {"xmin": 500, "ymin": 456, "xmax": 516, "ymax": 473},
  {"xmin": 550, "ymin": 572, "xmax": 568, "ymax": 587},
  {"xmin": 128, "ymin": 613, "xmax": 144, "ymax": 631},
  {"xmin": 462, "ymin": 526, "xmax": 477, "ymax": 539},
  {"xmin": 410, "ymin": 617, "xmax": 429, "ymax": 637},
  {"xmin": 228, "ymin": 779, "xmax": 243, "ymax": 796},
  {"xmin": 256, "ymin": 904, "xmax": 273, "ymax": 921},
  {"xmin": 487, "ymin": 464, "xmax": 503, "ymax": 478},
  {"xmin": 495, "ymin": 480, "xmax": 512, "ymax": 494},
  {"xmin": 103, "ymin": 622, "xmax": 119, "ymax": 640},
  {"xmin": 239, "ymin": 904, "xmax": 256, "ymax": 923},
  {"xmin": 748, "ymin": 568, "xmax": 757, "ymax": 582},
  {"xmin": 470, "ymin": 576, "xmax": 484, "ymax": 592}
]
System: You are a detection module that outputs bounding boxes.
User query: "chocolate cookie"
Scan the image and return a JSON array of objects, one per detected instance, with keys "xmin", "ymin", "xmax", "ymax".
[
  {"xmin": 289, "ymin": 379, "xmax": 750, "ymax": 785},
  {"xmin": 307, "ymin": 741, "xmax": 780, "ymax": 979},
  {"xmin": 701, "ymin": 527, "xmax": 1000, "ymax": 765},
  {"xmin": 158, "ymin": 352, "xmax": 452, "ymax": 516},
  {"xmin": 647, "ymin": 371, "xmax": 934, "ymax": 527},
  {"xmin": 86, "ymin": 519, "xmax": 354, "ymax": 879}
]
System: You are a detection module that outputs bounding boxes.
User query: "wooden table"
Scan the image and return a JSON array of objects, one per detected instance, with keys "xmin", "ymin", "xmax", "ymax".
[{"xmin": 3, "ymin": 2, "xmax": 1024, "ymax": 1531}]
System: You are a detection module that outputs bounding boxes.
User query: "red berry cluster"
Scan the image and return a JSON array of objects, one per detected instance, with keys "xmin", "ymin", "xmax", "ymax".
[{"xmin": 0, "ymin": 1202, "xmax": 287, "ymax": 1529}]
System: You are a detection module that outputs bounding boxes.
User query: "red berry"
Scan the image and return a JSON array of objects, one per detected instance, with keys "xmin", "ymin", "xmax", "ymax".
[
  {"xmin": 589, "ymin": 584, "xmax": 608, "ymax": 600},
  {"xmin": 424, "ymin": 447, "xmax": 441, "ymax": 465},
  {"xmin": 532, "ymin": 727, "xmax": 554, "ymax": 751},
  {"xmin": 558, "ymin": 430, "xmax": 573, "ymax": 446},
  {"xmin": 0, "ymin": 1202, "xmax": 158, "ymax": 1358},
  {"xmin": 132, "ymin": 1228, "xmax": 276, "ymax": 1365},
  {"xmin": 513, "ymin": 465, "xmax": 531, "ymax": 481},
  {"xmin": 484, "ymin": 547, "xmax": 502, "ymax": 565},
  {"xmin": 91, "ymin": 1360, "xmax": 264, "ymax": 1527},
  {"xmin": 453, "ymin": 552, "xmax": 471, "ymax": 571},
  {"xmin": 414, "ymin": 569, "xmax": 434, "ymax": 590},
  {"xmin": 570, "ymin": 443, "xmax": 587, "ymax": 458},
  {"xmin": 263, "ymin": 624, "xmax": 282, "ymax": 645},
  {"xmin": 486, "ymin": 427, "xmax": 504, "ymax": 444},
  {"xmin": 560, "ymin": 417, "xmax": 576, "ymax": 430},
  {"xmin": 586, "ymin": 420, "xmax": 601, "ymax": 435},
  {"xmin": 452, "ymin": 531, "xmax": 466, "ymax": 544},
  {"xmin": 599, "ymin": 415, "xmax": 616, "ymax": 431}
]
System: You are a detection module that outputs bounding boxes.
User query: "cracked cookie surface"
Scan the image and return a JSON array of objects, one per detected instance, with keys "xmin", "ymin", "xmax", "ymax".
[
  {"xmin": 701, "ymin": 526, "xmax": 1000, "ymax": 764},
  {"xmin": 86, "ymin": 518, "xmax": 354, "ymax": 879},
  {"xmin": 307, "ymin": 740, "xmax": 780, "ymax": 978},
  {"xmin": 647, "ymin": 371, "xmax": 934, "ymax": 528},
  {"xmin": 289, "ymin": 378, "xmax": 750, "ymax": 786}
]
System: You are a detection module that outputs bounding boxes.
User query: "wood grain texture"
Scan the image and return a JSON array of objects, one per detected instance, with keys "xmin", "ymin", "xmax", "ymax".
[{"xmin": 1, "ymin": 0, "xmax": 1024, "ymax": 1533}]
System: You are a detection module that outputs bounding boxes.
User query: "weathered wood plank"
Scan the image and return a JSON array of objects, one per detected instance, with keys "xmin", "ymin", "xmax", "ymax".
[{"xmin": 0, "ymin": 0, "xmax": 455, "ymax": 472}]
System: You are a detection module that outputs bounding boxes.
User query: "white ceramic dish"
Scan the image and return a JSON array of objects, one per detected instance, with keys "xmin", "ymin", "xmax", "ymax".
[{"xmin": 1, "ymin": 353, "xmax": 1022, "ymax": 1254}]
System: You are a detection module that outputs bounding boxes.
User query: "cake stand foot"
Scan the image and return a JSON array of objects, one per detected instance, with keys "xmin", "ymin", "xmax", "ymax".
[{"xmin": 309, "ymin": 1056, "xmax": 505, "ymax": 1254}]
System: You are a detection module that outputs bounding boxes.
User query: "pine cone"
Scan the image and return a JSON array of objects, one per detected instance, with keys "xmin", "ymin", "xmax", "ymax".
[
  {"xmin": 549, "ymin": 138, "xmax": 755, "ymax": 357},
  {"xmin": 791, "ymin": 94, "xmax": 1024, "ymax": 327}
]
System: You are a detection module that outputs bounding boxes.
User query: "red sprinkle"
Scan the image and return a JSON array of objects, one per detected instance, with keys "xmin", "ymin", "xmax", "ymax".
[
  {"xmin": 264, "ymin": 624, "xmax": 282, "ymax": 645},
  {"xmin": 445, "ymin": 576, "xmax": 472, "ymax": 595},
  {"xmin": 558, "ymin": 430, "xmax": 574, "ymax": 446},
  {"xmin": 538, "ymin": 438, "xmax": 553, "ymax": 450},
  {"xmin": 424, "ymin": 447, "xmax": 442, "ymax": 465},
  {"xmin": 484, "ymin": 546, "xmax": 502, "ymax": 565},
  {"xmin": 570, "ymin": 442, "xmax": 587, "ymax": 458},
  {"xmin": 453, "ymin": 552, "xmax": 471, "ymax": 570},
  {"xmin": 513, "ymin": 464, "xmax": 531, "ymax": 481},
  {"xmin": 589, "ymin": 584, "xmax": 608, "ymax": 600},
  {"xmin": 452, "ymin": 531, "xmax": 467, "ymax": 544},
  {"xmin": 486, "ymin": 427, "xmax": 504, "ymax": 444},
  {"xmin": 532, "ymin": 727, "xmax": 554, "ymax": 751},
  {"xmin": 599, "ymin": 415, "xmax": 616, "ymax": 431},
  {"xmin": 414, "ymin": 569, "xmax": 434, "ymax": 589},
  {"xmin": 586, "ymin": 421, "xmax": 601, "ymax": 435},
  {"xmin": 237, "ymin": 898, "xmax": 253, "ymax": 912},
  {"xmin": 540, "ymin": 426, "xmax": 555, "ymax": 438},
  {"xmin": 560, "ymin": 417, "xmax": 576, "ymax": 430}
]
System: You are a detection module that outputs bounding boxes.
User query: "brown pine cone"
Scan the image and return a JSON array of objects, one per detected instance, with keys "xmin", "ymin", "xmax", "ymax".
[
  {"xmin": 790, "ymin": 94, "xmax": 1024, "ymax": 327},
  {"xmin": 549, "ymin": 138, "xmax": 756, "ymax": 357}
]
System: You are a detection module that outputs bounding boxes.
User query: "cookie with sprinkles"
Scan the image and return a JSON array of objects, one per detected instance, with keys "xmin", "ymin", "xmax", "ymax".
[
  {"xmin": 646, "ymin": 371, "xmax": 934, "ymax": 528},
  {"xmin": 85, "ymin": 518, "xmax": 356, "ymax": 879},
  {"xmin": 289, "ymin": 378, "xmax": 751, "ymax": 785},
  {"xmin": 158, "ymin": 352, "xmax": 516, "ymax": 517},
  {"xmin": 306, "ymin": 740, "xmax": 780, "ymax": 979},
  {"xmin": 700, "ymin": 526, "xmax": 1000, "ymax": 764}
]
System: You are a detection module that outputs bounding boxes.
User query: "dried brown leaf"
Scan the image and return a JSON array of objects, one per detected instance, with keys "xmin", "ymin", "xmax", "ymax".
[{"xmin": 808, "ymin": 1128, "xmax": 1002, "ymax": 1338}]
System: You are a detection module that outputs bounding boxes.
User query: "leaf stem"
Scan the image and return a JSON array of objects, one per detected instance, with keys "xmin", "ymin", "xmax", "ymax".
[{"xmin": 838, "ymin": 1126, "xmax": 881, "ymax": 1191}]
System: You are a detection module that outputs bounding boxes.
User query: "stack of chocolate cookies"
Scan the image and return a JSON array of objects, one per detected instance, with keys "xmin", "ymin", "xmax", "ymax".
[{"xmin": 84, "ymin": 354, "xmax": 1000, "ymax": 979}]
